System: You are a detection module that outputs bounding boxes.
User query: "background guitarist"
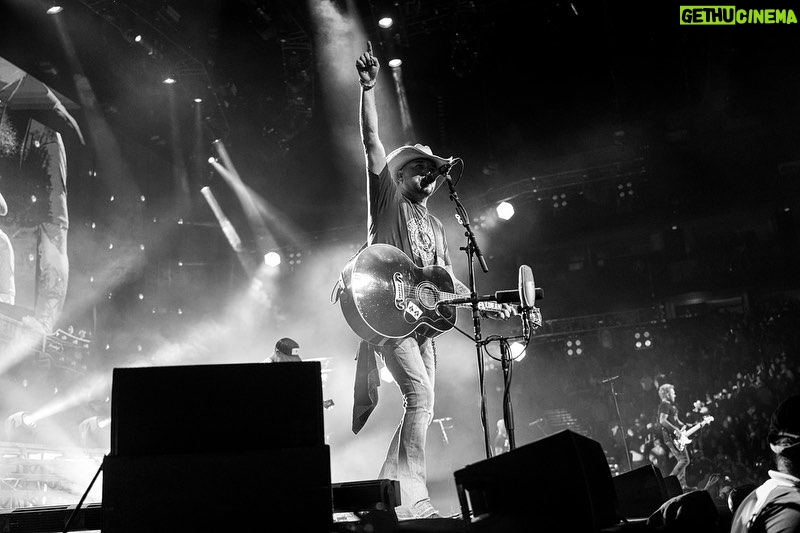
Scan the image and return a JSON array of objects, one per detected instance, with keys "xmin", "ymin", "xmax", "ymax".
[
  {"xmin": 658, "ymin": 383, "xmax": 692, "ymax": 491},
  {"xmin": 352, "ymin": 41, "xmax": 513, "ymax": 521}
]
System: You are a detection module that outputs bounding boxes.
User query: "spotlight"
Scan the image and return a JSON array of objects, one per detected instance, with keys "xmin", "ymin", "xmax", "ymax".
[
  {"xmin": 194, "ymin": 97, "xmax": 203, "ymax": 103},
  {"xmin": 378, "ymin": 17, "xmax": 393, "ymax": 28},
  {"xmin": 634, "ymin": 330, "xmax": 652, "ymax": 350},
  {"xmin": 79, "ymin": 416, "xmax": 111, "ymax": 448},
  {"xmin": 509, "ymin": 341, "xmax": 526, "ymax": 361},
  {"xmin": 5, "ymin": 411, "xmax": 36, "ymax": 441},
  {"xmin": 496, "ymin": 201, "xmax": 515, "ymax": 220},
  {"xmin": 264, "ymin": 251, "xmax": 281, "ymax": 267},
  {"xmin": 46, "ymin": 1, "xmax": 63, "ymax": 15},
  {"xmin": 162, "ymin": 77, "xmax": 177, "ymax": 85},
  {"xmin": 388, "ymin": 58, "xmax": 402, "ymax": 68},
  {"xmin": 134, "ymin": 34, "xmax": 143, "ymax": 43},
  {"xmin": 565, "ymin": 337, "xmax": 583, "ymax": 358}
]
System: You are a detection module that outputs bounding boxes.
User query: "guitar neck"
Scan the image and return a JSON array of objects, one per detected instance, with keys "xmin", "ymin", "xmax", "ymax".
[
  {"xmin": 437, "ymin": 293, "xmax": 504, "ymax": 311},
  {"xmin": 685, "ymin": 423, "xmax": 705, "ymax": 437}
]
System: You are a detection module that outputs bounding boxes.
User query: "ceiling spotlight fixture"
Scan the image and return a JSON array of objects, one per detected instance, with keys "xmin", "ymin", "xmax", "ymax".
[
  {"xmin": 496, "ymin": 201, "xmax": 515, "ymax": 220},
  {"xmin": 264, "ymin": 251, "xmax": 281, "ymax": 267},
  {"xmin": 46, "ymin": 2, "xmax": 63, "ymax": 15},
  {"xmin": 388, "ymin": 58, "xmax": 402, "ymax": 68},
  {"xmin": 162, "ymin": 77, "xmax": 176, "ymax": 84},
  {"xmin": 194, "ymin": 97, "xmax": 203, "ymax": 103},
  {"xmin": 378, "ymin": 17, "xmax": 393, "ymax": 28}
]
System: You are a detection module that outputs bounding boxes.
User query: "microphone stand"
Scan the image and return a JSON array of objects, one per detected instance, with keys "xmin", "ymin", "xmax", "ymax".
[
  {"xmin": 499, "ymin": 339, "xmax": 517, "ymax": 451},
  {"xmin": 444, "ymin": 175, "xmax": 493, "ymax": 459},
  {"xmin": 605, "ymin": 376, "xmax": 633, "ymax": 472}
]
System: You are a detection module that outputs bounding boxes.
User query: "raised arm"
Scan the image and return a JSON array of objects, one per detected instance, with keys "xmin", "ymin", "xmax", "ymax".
[
  {"xmin": 355, "ymin": 41, "xmax": 385, "ymax": 174},
  {"xmin": 0, "ymin": 191, "xmax": 7, "ymax": 217}
]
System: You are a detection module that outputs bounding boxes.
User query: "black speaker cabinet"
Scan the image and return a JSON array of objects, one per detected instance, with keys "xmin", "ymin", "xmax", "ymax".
[
  {"xmin": 612, "ymin": 464, "xmax": 668, "ymax": 518},
  {"xmin": 110, "ymin": 362, "xmax": 324, "ymax": 456},
  {"xmin": 102, "ymin": 446, "xmax": 332, "ymax": 533},
  {"xmin": 453, "ymin": 429, "xmax": 619, "ymax": 532},
  {"xmin": 663, "ymin": 474, "xmax": 684, "ymax": 499}
]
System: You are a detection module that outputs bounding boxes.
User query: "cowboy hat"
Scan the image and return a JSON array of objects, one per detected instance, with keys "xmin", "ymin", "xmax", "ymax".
[{"xmin": 386, "ymin": 143, "xmax": 454, "ymax": 193}]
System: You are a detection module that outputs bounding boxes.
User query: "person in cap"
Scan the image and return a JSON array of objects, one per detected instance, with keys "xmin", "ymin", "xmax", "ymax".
[
  {"xmin": 352, "ymin": 41, "xmax": 513, "ymax": 521},
  {"xmin": 265, "ymin": 337, "xmax": 301, "ymax": 363},
  {"xmin": 730, "ymin": 394, "xmax": 800, "ymax": 532}
]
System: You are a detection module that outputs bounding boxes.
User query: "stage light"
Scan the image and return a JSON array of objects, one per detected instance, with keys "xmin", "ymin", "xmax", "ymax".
[
  {"xmin": 264, "ymin": 252, "xmax": 281, "ymax": 267},
  {"xmin": 134, "ymin": 34, "xmax": 143, "ymax": 43},
  {"xmin": 79, "ymin": 416, "xmax": 111, "ymax": 449},
  {"xmin": 496, "ymin": 201, "xmax": 515, "ymax": 220},
  {"xmin": 194, "ymin": 98, "xmax": 203, "ymax": 103},
  {"xmin": 162, "ymin": 77, "xmax": 176, "ymax": 84},
  {"xmin": 565, "ymin": 337, "xmax": 582, "ymax": 358},
  {"xmin": 509, "ymin": 341, "xmax": 526, "ymax": 361},
  {"xmin": 5, "ymin": 411, "xmax": 36, "ymax": 441},
  {"xmin": 634, "ymin": 330, "xmax": 652, "ymax": 350},
  {"xmin": 388, "ymin": 58, "xmax": 402, "ymax": 68},
  {"xmin": 378, "ymin": 17, "xmax": 393, "ymax": 28},
  {"xmin": 46, "ymin": 2, "xmax": 63, "ymax": 15}
]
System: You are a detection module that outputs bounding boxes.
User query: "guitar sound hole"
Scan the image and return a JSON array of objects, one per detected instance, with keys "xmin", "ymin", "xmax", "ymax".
[{"xmin": 417, "ymin": 283, "xmax": 438, "ymax": 310}]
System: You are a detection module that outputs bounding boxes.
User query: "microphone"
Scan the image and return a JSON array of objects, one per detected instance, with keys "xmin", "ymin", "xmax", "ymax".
[
  {"xmin": 518, "ymin": 265, "xmax": 536, "ymax": 339},
  {"xmin": 420, "ymin": 161, "xmax": 454, "ymax": 187},
  {"xmin": 601, "ymin": 375, "xmax": 620, "ymax": 383},
  {"xmin": 519, "ymin": 265, "xmax": 536, "ymax": 309}
]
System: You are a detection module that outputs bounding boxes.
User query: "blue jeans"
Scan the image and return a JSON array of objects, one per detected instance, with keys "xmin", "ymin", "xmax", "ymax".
[
  {"xmin": 665, "ymin": 439, "xmax": 690, "ymax": 488},
  {"xmin": 379, "ymin": 335, "xmax": 436, "ymax": 517}
]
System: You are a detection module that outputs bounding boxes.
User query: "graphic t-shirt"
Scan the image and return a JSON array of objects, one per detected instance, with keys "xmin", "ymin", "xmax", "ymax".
[
  {"xmin": 658, "ymin": 400, "xmax": 680, "ymax": 443},
  {"xmin": 367, "ymin": 164, "xmax": 450, "ymax": 268}
]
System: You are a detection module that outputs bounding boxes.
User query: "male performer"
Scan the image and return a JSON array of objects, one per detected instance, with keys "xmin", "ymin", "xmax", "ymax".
[
  {"xmin": 351, "ymin": 41, "xmax": 513, "ymax": 520},
  {"xmin": 658, "ymin": 383, "xmax": 691, "ymax": 490}
]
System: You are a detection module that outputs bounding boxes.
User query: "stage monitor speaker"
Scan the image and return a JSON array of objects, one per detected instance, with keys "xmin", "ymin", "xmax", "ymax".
[
  {"xmin": 332, "ymin": 479, "xmax": 400, "ymax": 512},
  {"xmin": 453, "ymin": 429, "xmax": 618, "ymax": 532},
  {"xmin": 663, "ymin": 474, "xmax": 683, "ymax": 499},
  {"xmin": 612, "ymin": 464, "xmax": 668, "ymax": 518},
  {"xmin": 109, "ymin": 362, "xmax": 324, "ymax": 456},
  {"xmin": 102, "ymin": 446, "xmax": 332, "ymax": 533}
]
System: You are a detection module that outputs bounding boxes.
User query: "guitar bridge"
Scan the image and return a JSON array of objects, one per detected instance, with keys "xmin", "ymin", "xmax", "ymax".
[{"xmin": 393, "ymin": 272, "xmax": 405, "ymax": 310}]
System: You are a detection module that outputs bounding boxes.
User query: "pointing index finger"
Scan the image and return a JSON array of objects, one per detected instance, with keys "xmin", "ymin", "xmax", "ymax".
[{"xmin": 367, "ymin": 40, "xmax": 373, "ymax": 55}]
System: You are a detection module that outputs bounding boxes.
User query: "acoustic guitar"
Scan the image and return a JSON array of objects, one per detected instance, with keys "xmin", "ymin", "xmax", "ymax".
[{"xmin": 337, "ymin": 244, "xmax": 513, "ymax": 345}]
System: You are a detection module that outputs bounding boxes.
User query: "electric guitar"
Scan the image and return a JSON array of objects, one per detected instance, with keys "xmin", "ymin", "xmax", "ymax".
[
  {"xmin": 670, "ymin": 415, "xmax": 714, "ymax": 451},
  {"xmin": 337, "ymin": 244, "xmax": 532, "ymax": 345}
]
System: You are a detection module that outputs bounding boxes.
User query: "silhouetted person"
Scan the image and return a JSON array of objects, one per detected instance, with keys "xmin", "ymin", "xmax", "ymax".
[{"xmin": 730, "ymin": 394, "xmax": 800, "ymax": 532}]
